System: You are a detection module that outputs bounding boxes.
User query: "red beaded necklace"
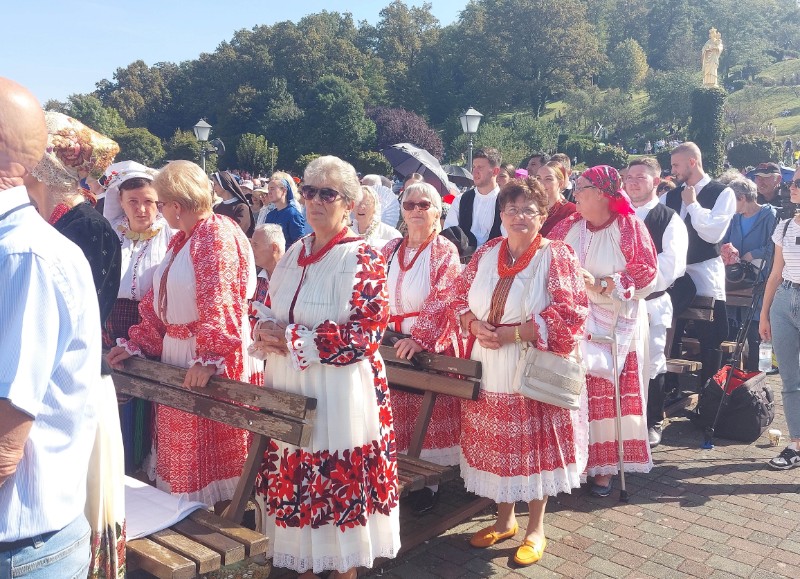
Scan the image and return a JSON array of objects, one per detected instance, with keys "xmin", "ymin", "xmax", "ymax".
[
  {"xmin": 297, "ymin": 226, "xmax": 349, "ymax": 267},
  {"xmin": 48, "ymin": 203, "xmax": 72, "ymax": 225},
  {"xmin": 497, "ymin": 234, "xmax": 543, "ymax": 278},
  {"xmin": 397, "ymin": 229, "xmax": 437, "ymax": 272}
]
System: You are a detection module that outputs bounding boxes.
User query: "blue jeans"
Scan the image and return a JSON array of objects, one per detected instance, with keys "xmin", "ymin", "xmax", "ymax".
[
  {"xmin": 770, "ymin": 285, "xmax": 800, "ymax": 440},
  {"xmin": 0, "ymin": 515, "xmax": 90, "ymax": 579}
]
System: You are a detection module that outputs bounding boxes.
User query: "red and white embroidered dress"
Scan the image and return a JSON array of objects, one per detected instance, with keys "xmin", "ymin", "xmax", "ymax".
[
  {"xmin": 253, "ymin": 237, "xmax": 400, "ymax": 574},
  {"xmin": 550, "ymin": 213, "xmax": 658, "ymax": 477},
  {"xmin": 120, "ymin": 215, "xmax": 257, "ymax": 505},
  {"xmin": 381, "ymin": 236, "xmax": 462, "ymax": 465},
  {"xmin": 450, "ymin": 238, "xmax": 590, "ymax": 502}
]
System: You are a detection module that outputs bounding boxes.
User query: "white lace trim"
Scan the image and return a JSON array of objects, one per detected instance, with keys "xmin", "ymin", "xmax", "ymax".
[
  {"xmin": 460, "ymin": 458, "xmax": 583, "ymax": 503},
  {"xmin": 270, "ymin": 546, "xmax": 399, "ymax": 573},
  {"xmin": 584, "ymin": 460, "xmax": 653, "ymax": 478},
  {"xmin": 187, "ymin": 355, "xmax": 226, "ymax": 375},
  {"xmin": 117, "ymin": 337, "xmax": 142, "ymax": 358}
]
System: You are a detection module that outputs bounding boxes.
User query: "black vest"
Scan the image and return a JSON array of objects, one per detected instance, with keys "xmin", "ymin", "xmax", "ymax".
[
  {"xmin": 642, "ymin": 202, "xmax": 675, "ymax": 255},
  {"xmin": 458, "ymin": 187, "xmax": 503, "ymax": 248},
  {"xmin": 665, "ymin": 180, "xmax": 727, "ymax": 264}
]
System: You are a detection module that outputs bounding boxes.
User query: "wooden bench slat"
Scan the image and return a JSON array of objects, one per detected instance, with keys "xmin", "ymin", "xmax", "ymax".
[
  {"xmin": 680, "ymin": 307, "xmax": 715, "ymax": 322},
  {"xmin": 189, "ymin": 509, "xmax": 268, "ymax": 557},
  {"xmin": 666, "ymin": 358, "xmax": 702, "ymax": 373},
  {"xmin": 386, "ymin": 365, "xmax": 480, "ymax": 400},
  {"xmin": 380, "ymin": 346, "xmax": 482, "ymax": 378},
  {"xmin": 127, "ymin": 537, "xmax": 197, "ymax": 579},
  {"xmin": 149, "ymin": 528, "xmax": 221, "ymax": 575},
  {"xmin": 172, "ymin": 519, "xmax": 246, "ymax": 565}
]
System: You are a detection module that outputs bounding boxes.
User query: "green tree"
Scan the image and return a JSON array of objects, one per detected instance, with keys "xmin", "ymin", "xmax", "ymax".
[
  {"xmin": 63, "ymin": 94, "xmax": 127, "ymax": 137},
  {"xmin": 644, "ymin": 68, "xmax": 699, "ymax": 127},
  {"xmin": 688, "ymin": 86, "xmax": 726, "ymax": 176},
  {"xmin": 163, "ymin": 128, "xmax": 217, "ymax": 173},
  {"xmin": 236, "ymin": 134, "xmax": 273, "ymax": 175},
  {"xmin": 608, "ymin": 39, "xmax": 648, "ymax": 93},
  {"xmin": 353, "ymin": 151, "xmax": 394, "ymax": 176},
  {"xmin": 726, "ymin": 137, "xmax": 782, "ymax": 169},
  {"xmin": 293, "ymin": 153, "xmax": 322, "ymax": 176},
  {"xmin": 114, "ymin": 127, "xmax": 165, "ymax": 167}
]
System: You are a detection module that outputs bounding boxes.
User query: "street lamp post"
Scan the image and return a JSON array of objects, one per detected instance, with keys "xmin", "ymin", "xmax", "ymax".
[
  {"xmin": 269, "ymin": 145, "xmax": 277, "ymax": 175},
  {"xmin": 193, "ymin": 119, "xmax": 212, "ymax": 172},
  {"xmin": 459, "ymin": 107, "xmax": 483, "ymax": 172}
]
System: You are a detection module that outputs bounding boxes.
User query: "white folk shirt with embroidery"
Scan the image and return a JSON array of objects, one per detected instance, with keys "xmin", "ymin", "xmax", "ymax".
[
  {"xmin": 660, "ymin": 174, "xmax": 736, "ymax": 300},
  {"xmin": 443, "ymin": 186, "xmax": 506, "ymax": 247}
]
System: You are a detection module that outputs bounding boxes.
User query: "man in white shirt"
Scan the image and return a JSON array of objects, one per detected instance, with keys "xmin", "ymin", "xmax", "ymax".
[
  {"xmin": 443, "ymin": 148, "xmax": 505, "ymax": 249},
  {"xmin": 661, "ymin": 142, "xmax": 736, "ymax": 384},
  {"xmin": 628, "ymin": 158, "xmax": 689, "ymax": 447}
]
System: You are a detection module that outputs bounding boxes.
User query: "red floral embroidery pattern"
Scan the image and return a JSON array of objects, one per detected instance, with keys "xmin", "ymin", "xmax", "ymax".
[
  {"xmin": 587, "ymin": 439, "xmax": 650, "ymax": 468},
  {"xmin": 615, "ymin": 215, "xmax": 658, "ymax": 295},
  {"xmin": 585, "ymin": 352, "xmax": 644, "ymax": 421}
]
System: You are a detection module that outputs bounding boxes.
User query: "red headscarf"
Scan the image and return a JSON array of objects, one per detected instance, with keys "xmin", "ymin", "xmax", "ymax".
[{"xmin": 580, "ymin": 165, "xmax": 634, "ymax": 216}]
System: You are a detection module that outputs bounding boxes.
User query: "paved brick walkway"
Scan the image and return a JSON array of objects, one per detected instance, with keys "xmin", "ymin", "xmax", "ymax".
[{"xmin": 362, "ymin": 374, "xmax": 800, "ymax": 578}]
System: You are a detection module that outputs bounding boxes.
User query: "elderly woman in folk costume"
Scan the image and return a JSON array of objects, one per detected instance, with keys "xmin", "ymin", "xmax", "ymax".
[
  {"xmin": 550, "ymin": 165, "xmax": 658, "ymax": 498},
  {"xmin": 23, "ymin": 111, "xmax": 125, "ymax": 578},
  {"xmin": 354, "ymin": 185, "xmax": 402, "ymax": 249},
  {"xmin": 212, "ymin": 170, "xmax": 255, "ymax": 237},
  {"xmin": 380, "ymin": 182, "xmax": 461, "ymax": 513}
]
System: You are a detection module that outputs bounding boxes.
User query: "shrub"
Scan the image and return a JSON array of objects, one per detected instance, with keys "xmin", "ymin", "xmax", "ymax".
[{"xmin": 726, "ymin": 137, "xmax": 783, "ymax": 170}]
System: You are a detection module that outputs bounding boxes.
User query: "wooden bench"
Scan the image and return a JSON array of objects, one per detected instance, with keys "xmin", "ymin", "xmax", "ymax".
[
  {"xmin": 111, "ymin": 355, "xmax": 316, "ymax": 579},
  {"xmin": 379, "ymin": 346, "xmax": 481, "ymax": 496},
  {"xmin": 664, "ymin": 295, "xmax": 716, "ymax": 375}
]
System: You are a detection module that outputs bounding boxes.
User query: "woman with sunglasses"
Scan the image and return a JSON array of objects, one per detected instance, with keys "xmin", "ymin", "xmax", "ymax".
[
  {"xmin": 212, "ymin": 170, "xmax": 255, "ymax": 237},
  {"xmin": 380, "ymin": 182, "xmax": 461, "ymax": 513},
  {"xmin": 250, "ymin": 156, "xmax": 399, "ymax": 578},
  {"xmin": 537, "ymin": 160, "xmax": 576, "ymax": 238},
  {"xmin": 550, "ymin": 165, "xmax": 658, "ymax": 498},
  {"xmin": 108, "ymin": 160, "xmax": 259, "ymax": 510},
  {"xmin": 450, "ymin": 177, "xmax": 588, "ymax": 566}
]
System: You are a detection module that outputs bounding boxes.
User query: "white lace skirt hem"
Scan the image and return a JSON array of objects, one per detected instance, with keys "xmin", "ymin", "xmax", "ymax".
[{"xmin": 460, "ymin": 457, "xmax": 582, "ymax": 504}]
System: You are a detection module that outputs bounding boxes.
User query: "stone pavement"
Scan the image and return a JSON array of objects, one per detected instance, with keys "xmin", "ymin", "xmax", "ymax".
[{"xmin": 359, "ymin": 374, "xmax": 800, "ymax": 578}]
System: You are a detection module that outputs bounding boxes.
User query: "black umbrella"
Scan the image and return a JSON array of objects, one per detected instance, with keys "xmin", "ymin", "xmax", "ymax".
[
  {"xmin": 381, "ymin": 143, "xmax": 450, "ymax": 196},
  {"xmin": 442, "ymin": 164, "xmax": 474, "ymax": 187}
]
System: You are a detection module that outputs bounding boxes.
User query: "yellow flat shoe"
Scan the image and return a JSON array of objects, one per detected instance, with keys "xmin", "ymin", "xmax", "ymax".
[
  {"xmin": 469, "ymin": 523, "xmax": 519, "ymax": 548},
  {"xmin": 514, "ymin": 537, "xmax": 547, "ymax": 566}
]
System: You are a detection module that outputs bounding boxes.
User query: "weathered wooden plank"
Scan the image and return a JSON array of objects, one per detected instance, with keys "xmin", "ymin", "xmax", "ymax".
[
  {"xmin": 111, "ymin": 354, "xmax": 316, "ymax": 420},
  {"xmin": 172, "ymin": 519, "xmax": 245, "ymax": 565},
  {"xmin": 666, "ymin": 358, "xmax": 702, "ymax": 374},
  {"xmin": 222, "ymin": 434, "xmax": 269, "ymax": 524},
  {"xmin": 113, "ymin": 373, "xmax": 309, "ymax": 446},
  {"xmin": 127, "ymin": 537, "xmax": 196, "ymax": 579},
  {"xmin": 149, "ymin": 528, "xmax": 220, "ymax": 575},
  {"xmin": 190, "ymin": 509, "xmax": 268, "ymax": 557},
  {"xmin": 406, "ymin": 391, "xmax": 436, "ymax": 458},
  {"xmin": 680, "ymin": 307, "xmax": 715, "ymax": 322},
  {"xmin": 385, "ymin": 366, "xmax": 479, "ymax": 400},
  {"xmin": 380, "ymin": 346, "xmax": 482, "ymax": 378}
]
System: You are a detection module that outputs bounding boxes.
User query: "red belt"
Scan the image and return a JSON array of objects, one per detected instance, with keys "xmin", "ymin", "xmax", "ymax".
[
  {"xmin": 389, "ymin": 311, "xmax": 419, "ymax": 333},
  {"xmin": 165, "ymin": 321, "xmax": 200, "ymax": 340}
]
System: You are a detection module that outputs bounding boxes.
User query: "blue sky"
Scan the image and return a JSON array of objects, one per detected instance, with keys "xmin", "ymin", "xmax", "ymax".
[{"xmin": 4, "ymin": 0, "xmax": 463, "ymax": 104}]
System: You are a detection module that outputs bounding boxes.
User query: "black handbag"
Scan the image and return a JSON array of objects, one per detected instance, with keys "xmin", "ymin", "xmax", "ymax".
[
  {"xmin": 692, "ymin": 366, "xmax": 775, "ymax": 442},
  {"xmin": 725, "ymin": 261, "xmax": 759, "ymax": 290}
]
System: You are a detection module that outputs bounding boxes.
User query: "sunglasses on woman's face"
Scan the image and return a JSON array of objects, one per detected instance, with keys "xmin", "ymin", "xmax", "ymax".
[
  {"xmin": 790, "ymin": 179, "xmax": 800, "ymax": 189},
  {"xmin": 402, "ymin": 200, "xmax": 432, "ymax": 211},
  {"xmin": 299, "ymin": 185, "xmax": 341, "ymax": 203}
]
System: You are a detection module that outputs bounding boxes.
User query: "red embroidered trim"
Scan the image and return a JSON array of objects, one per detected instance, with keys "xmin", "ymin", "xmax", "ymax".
[
  {"xmin": 397, "ymin": 230, "xmax": 437, "ymax": 272},
  {"xmin": 48, "ymin": 203, "xmax": 72, "ymax": 225},
  {"xmin": 297, "ymin": 226, "xmax": 349, "ymax": 267},
  {"xmin": 585, "ymin": 213, "xmax": 617, "ymax": 232}
]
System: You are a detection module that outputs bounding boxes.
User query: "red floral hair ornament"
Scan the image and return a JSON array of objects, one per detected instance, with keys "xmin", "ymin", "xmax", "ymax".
[{"xmin": 581, "ymin": 165, "xmax": 634, "ymax": 216}]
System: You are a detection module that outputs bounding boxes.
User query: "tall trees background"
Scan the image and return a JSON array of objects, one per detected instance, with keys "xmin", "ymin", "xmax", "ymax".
[{"xmin": 48, "ymin": 0, "xmax": 800, "ymax": 171}]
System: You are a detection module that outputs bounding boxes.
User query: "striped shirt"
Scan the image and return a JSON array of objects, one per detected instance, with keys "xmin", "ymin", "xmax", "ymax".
[
  {"xmin": 773, "ymin": 218, "xmax": 800, "ymax": 284},
  {"xmin": 0, "ymin": 186, "xmax": 100, "ymax": 541}
]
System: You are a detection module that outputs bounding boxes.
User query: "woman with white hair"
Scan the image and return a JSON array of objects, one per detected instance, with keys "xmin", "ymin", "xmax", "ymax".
[
  {"xmin": 353, "ymin": 184, "xmax": 402, "ymax": 248},
  {"xmin": 361, "ymin": 173, "xmax": 400, "ymax": 227},
  {"xmin": 251, "ymin": 156, "xmax": 399, "ymax": 577}
]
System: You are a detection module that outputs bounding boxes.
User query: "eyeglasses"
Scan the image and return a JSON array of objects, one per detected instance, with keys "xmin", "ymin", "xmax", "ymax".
[
  {"xmin": 156, "ymin": 201, "xmax": 166, "ymax": 210},
  {"xmin": 502, "ymin": 206, "xmax": 541, "ymax": 218},
  {"xmin": 299, "ymin": 185, "xmax": 341, "ymax": 203},
  {"xmin": 790, "ymin": 179, "xmax": 800, "ymax": 189},
  {"xmin": 402, "ymin": 200, "xmax": 432, "ymax": 211},
  {"xmin": 575, "ymin": 185, "xmax": 598, "ymax": 193}
]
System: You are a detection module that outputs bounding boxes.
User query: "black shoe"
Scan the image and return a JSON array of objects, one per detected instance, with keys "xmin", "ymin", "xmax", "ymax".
[
  {"xmin": 589, "ymin": 479, "xmax": 613, "ymax": 498},
  {"xmin": 648, "ymin": 425, "xmax": 662, "ymax": 448},
  {"xmin": 410, "ymin": 487, "xmax": 439, "ymax": 514},
  {"xmin": 768, "ymin": 446, "xmax": 800, "ymax": 470}
]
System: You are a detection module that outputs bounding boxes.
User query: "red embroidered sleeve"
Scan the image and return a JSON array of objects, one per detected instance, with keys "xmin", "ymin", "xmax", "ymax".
[
  {"xmin": 448, "ymin": 237, "xmax": 504, "ymax": 334},
  {"xmin": 533, "ymin": 241, "xmax": 589, "ymax": 356},
  {"xmin": 613, "ymin": 215, "xmax": 658, "ymax": 301},
  {"xmin": 547, "ymin": 212, "xmax": 581, "ymax": 242},
  {"xmin": 122, "ymin": 287, "xmax": 165, "ymax": 358},
  {"xmin": 189, "ymin": 217, "xmax": 250, "ymax": 373},
  {"xmin": 286, "ymin": 242, "xmax": 389, "ymax": 370},
  {"xmin": 411, "ymin": 238, "xmax": 462, "ymax": 353}
]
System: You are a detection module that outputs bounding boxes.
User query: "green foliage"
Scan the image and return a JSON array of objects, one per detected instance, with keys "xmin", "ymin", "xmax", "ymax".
[
  {"xmin": 726, "ymin": 137, "xmax": 782, "ymax": 169},
  {"xmin": 608, "ymin": 39, "xmax": 649, "ymax": 93},
  {"xmin": 63, "ymin": 94, "xmax": 127, "ymax": 137},
  {"xmin": 352, "ymin": 151, "xmax": 394, "ymax": 176},
  {"xmin": 644, "ymin": 68, "xmax": 698, "ymax": 127},
  {"xmin": 688, "ymin": 86, "xmax": 726, "ymax": 175},
  {"xmin": 164, "ymin": 129, "xmax": 201, "ymax": 162},
  {"xmin": 113, "ymin": 127, "xmax": 165, "ymax": 167},
  {"xmin": 236, "ymin": 134, "xmax": 273, "ymax": 176},
  {"xmin": 656, "ymin": 150, "xmax": 673, "ymax": 173},
  {"xmin": 561, "ymin": 136, "xmax": 597, "ymax": 164},
  {"xmin": 584, "ymin": 145, "xmax": 629, "ymax": 169},
  {"xmin": 293, "ymin": 153, "xmax": 322, "ymax": 176}
]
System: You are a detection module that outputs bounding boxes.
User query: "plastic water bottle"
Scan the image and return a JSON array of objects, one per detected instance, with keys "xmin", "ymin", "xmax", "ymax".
[{"xmin": 759, "ymin": 341, "xmax": 773, "ymax": 372}]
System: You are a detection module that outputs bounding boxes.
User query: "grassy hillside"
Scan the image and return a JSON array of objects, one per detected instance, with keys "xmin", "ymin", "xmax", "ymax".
[{"xmin": 728, "ymin": 60, "xmax": 800, "ymax": 139}]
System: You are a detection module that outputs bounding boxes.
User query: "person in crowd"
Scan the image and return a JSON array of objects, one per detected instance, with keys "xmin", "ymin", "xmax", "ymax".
[
  {"xmin": 353, "ymin": 184, "xmax": 402, "ymax": 249},
  {"xmin": 626, "ymin": 158, "xmax": 688, "ymax": 447},
  {"xmin": 753, "ymin": 162, "xmax": 784, "ymax": 207},
  {"xmin": 262, "ymin": 171, "xmax": 305, "ymax": 248},
  {"xmin": 537, "ymin": 160, "xmax": 576, "ymax": 237},
  {"xmin": 249, "ymin": 223, "xmax": 286, "ymax": 307},
  {"xmin": 656, "ymin": 179, "xmax": 676, "ymax": 198},
  {"xmin": 550, "ymin": 153, "xmax": 575, "ymax": 202},
  {"xmin": 361, "ymin": 173, "xmax": 401, "ymax": 227},
  {"xmin": 212, "ymin": 170, "xmax": 255, "ymax": 237},
  {"xmin": 240, "ymin": 179, "xmax": 255, "ymax": 204},
  {"xmin": 761, "ymin": 167, "xmax": 800, "ymax": 469},
  {"xmin": 526, "ymin": 152, "xmax": 550, "ymax": 175},
  {"xmin": 0, "ymin": 76, "xmax": 101, "ymax": 579},
  {"xmin": 720, "ymin": 177, "xmax": 777, "ymax": 371},
  {"xmin": 24, "ymin": 110, "xmax": 126, "ymax": 578},
  {"xmin": 452, "ymin": 177, "xmax": 588, "ymax": 567},
  {"xmin": 497, "ymin": 163, "xmax": 516, "ymax": 188},
  {"xmin": 443, "ymin": 148, "xmax": 505, "ymax": 250},
  {"xmin": 102, "ymin": 160, "xmax": 175, "ymax": 477},
  {"xmin": 381, "ymin": 182, "xmax": 461, "ymax": 514},
  {"xmin": 249, "ymin": 155, "xmax": 399, "ymax": 577},
  {"xmin": 663, "ymin": 142, "xmax": 736, "ymax": 385},
  {"xmin": 551, "ymin": 165, "xmax": 658, "ymax": 497},
  {"xmin": 107, "ymin": 160, "xmax": 258, "ymax": 510},
  {"xmin": 396, "ymin": 173, "xmax": 425, "ymax": 235}
]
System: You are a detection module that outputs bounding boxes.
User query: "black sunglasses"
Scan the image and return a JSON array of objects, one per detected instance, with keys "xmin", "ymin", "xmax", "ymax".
[
  {"xmin": 300, "ymin": 185, "xmax": 341, "ymax": 203},
  {"xmin": 791, "ymin": 179, "xmax": 800, "ymax": 189},
  {"xmin": 402, "ymin": 200, "xmax": 432, "ymax": 211}
]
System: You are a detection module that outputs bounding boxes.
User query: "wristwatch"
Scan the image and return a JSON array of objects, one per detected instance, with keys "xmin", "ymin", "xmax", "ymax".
[{"xmin": 598, "ymin": 278, "xmax": 609, "ymax": 294}]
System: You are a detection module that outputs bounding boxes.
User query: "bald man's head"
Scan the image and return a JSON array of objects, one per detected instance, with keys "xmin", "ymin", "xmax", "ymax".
[{"xmin": 0, "ymin": 78, "xmax": 47, "ymax": 189}]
